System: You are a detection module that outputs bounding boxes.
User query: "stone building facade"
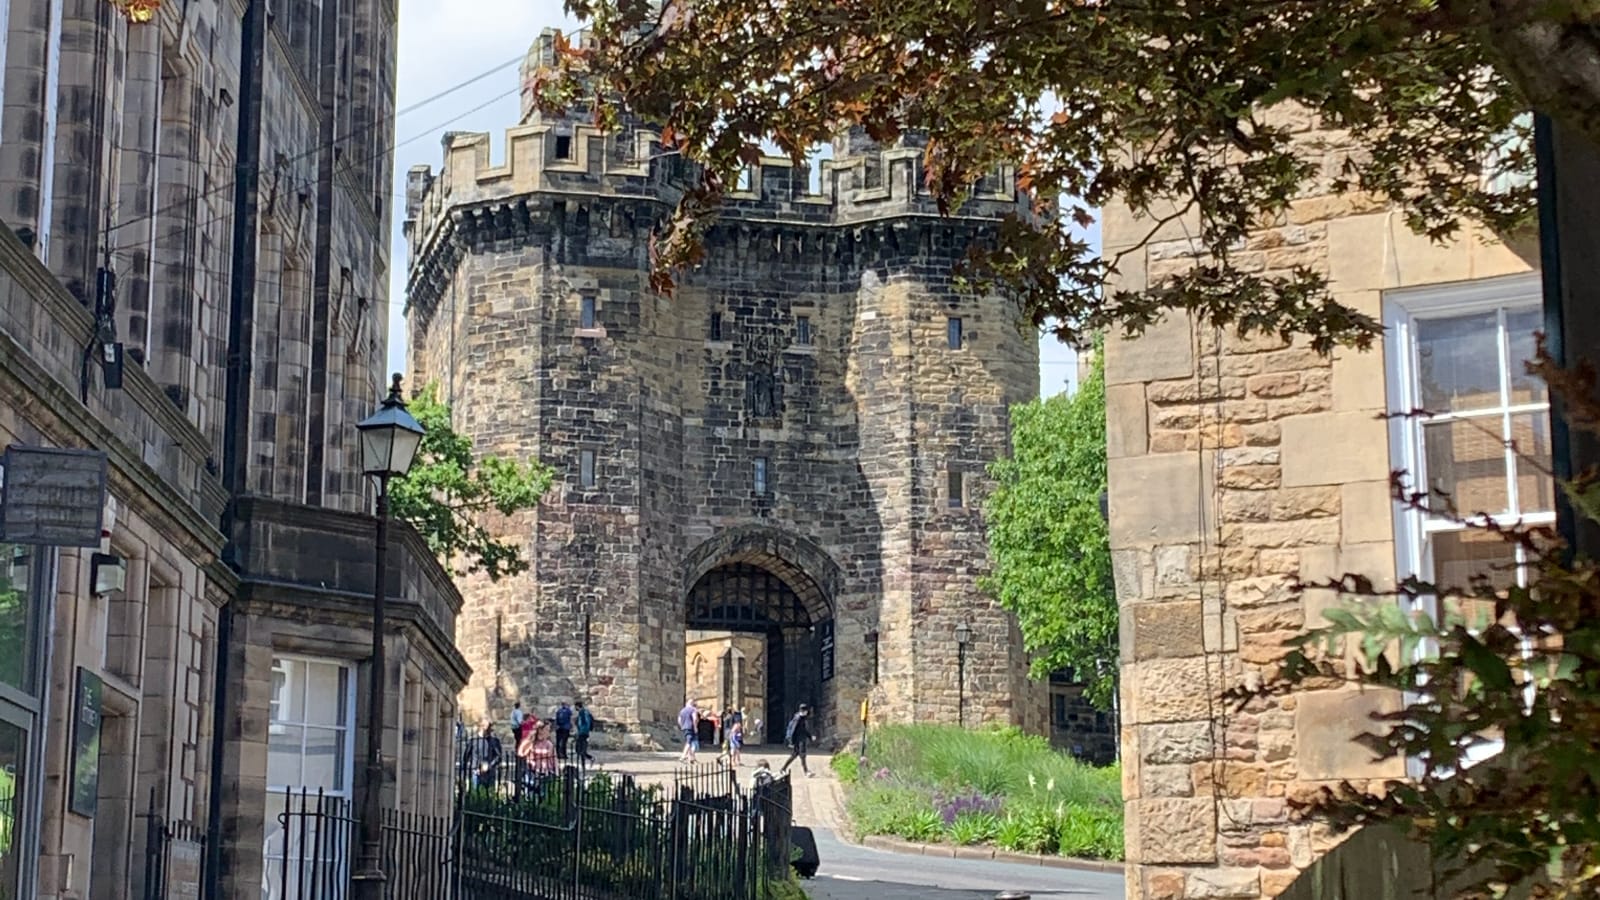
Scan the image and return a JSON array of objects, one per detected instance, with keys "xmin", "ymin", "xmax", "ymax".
[
  {"xmin": 0, "ymin": 1, "xmax": 466, "ymax": 899},
  {"xmin": 404, "ymin": 30, "xmax": 1048, "ymax": 748},
  {"xmin": 1103, "ymin": 111, "xmax": 1544, "ymax": 897}
]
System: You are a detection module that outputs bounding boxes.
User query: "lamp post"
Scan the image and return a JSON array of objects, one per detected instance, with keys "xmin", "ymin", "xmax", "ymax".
[
  {"xmin": 351, "ymin": 374, "xmax": 425, "ymax": 900},
  {"xmin": 955, "ymin": 621, "xmax": 972, "ymax": 727}
]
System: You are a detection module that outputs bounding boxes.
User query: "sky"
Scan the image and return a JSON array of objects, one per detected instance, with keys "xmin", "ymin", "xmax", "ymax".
[{"xmin": 386, "ymin": 0, "xmax": 1086, "ymax": 397}]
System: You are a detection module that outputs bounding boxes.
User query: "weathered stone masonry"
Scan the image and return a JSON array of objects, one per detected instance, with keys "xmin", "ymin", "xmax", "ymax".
[
  {"xmin": 403, "ymin": 32, "xmax": 1049, "ymax": 747},
  {"xmin": 1104, "ymin": 107, "xmax": 1540, "ymax": 899}
]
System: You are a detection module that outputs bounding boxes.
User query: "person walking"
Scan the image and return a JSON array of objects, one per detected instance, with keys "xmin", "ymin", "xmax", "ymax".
[
  {"xmin": 780, "ymin": 704, "xmax": 814, "ymax": 777},
  {"xmin": 727, "ymin": 714, "xmax": 744, "ymax": 769},
  {"xmin": 553, "ymin": 701, "xmax": 574, "ymax": 761},
  {"xmin": 461, "ymin": 719, "xmax": 504, "ymax": 791},
  {"xmin": 510, "ymin": 701, "xmax": 526, "ymax": 741},
  {"xmin": 678, "ymin": 701, "xmax": 700, "ymax": 763},
  {"xmin": 574, "ymin": 701, "xmax": 596, "ymax": 764}
]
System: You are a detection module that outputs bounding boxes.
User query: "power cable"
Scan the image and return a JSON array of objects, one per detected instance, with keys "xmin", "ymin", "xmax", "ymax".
[{"xmin": 101, "ymin": 54, "xmax": 525, "ymax": 243}]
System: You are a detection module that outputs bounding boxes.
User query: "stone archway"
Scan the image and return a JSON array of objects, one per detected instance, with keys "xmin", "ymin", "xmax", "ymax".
[{"xmin": 679, "ymin": 528, "xmax": 843, "ymax": 743}]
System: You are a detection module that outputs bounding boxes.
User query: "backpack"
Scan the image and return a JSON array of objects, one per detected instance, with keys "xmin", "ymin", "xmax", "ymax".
[
  {"xmin": 785, "ymin": 713, "xmax": 802, "ymax": 745},
  {"xmin": 575, "ymin": 708, "xmax": 594, "ymax": 734},
  {"xmin": 555, "ymin": 706, "xmax": 573, "ymax": 730}
]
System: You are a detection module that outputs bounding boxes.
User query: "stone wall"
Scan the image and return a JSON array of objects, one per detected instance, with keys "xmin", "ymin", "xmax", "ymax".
[
  {"xmin": 406, "ymin": 33, "xmax": 1046, "ymax": 750},
  {"xmin": 685, "ymin": 630, "xmax": 768, "ymax": 728},
  {"xmin": 0, "ymin": 0, "xmax": 415, "ymax": 896},
  {"xmin": 1104, "ymin": 111, "xmax": 1538, "ymax": 898}
]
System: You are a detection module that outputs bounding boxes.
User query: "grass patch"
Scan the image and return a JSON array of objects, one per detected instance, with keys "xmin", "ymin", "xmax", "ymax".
[{"xmin": 838, "ymin": 724, "xmax": 1123, "ymax": 861}]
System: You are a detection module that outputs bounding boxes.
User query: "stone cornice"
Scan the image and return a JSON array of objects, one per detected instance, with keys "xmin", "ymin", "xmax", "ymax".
[
  {"xmin": 231, "ymin": 494, "xmax": 466, "ymax": 616},
  {"xmin": 235, "ymin": 577, "xmax": 472, "ymax": 687}
]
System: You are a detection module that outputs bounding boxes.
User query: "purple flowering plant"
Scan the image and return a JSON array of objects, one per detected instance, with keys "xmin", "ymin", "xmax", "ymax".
[{"xmin": 934, "ymin": 788, "xmax": 1003, "ymax": 827}]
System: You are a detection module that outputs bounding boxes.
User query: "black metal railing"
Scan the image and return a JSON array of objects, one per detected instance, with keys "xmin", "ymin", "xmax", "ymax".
[
  {"xmin": 274, "ymin": 764, "xmax": 795, "ymax": 900},
  {"xmin": 140, "ymin": 789, "xmax": 209, "ymax": 900},
  {"xmin": 673, "ymin": 760, "xmax": 742, "ymax": 801}
]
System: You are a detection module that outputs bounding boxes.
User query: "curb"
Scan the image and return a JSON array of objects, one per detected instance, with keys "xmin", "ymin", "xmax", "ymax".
[{"xmin": 856, "ymin": 834, "xmax": 1124, "ymax": 874}]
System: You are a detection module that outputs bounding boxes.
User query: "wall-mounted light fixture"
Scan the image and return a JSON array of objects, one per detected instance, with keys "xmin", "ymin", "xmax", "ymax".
[{"xmin": 90, "ymin": 552, "xmax": 126, "ymax": 596}]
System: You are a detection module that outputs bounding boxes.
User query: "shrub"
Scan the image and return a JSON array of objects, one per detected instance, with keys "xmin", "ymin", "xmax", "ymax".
[
  {"xmin": 947, "ymin": 813, "xmax": 1001, "ymax": 845},
  {"xmin": 840, "ymin": 723, "xmax": 1125, "ymax": 861},
  {"xmin": 901, "ymin": 809, "xmax": 945, "ymax": 843},
  {"xmin": 830, "ymin": 752, "xmax": 861, "ymax": 784}
]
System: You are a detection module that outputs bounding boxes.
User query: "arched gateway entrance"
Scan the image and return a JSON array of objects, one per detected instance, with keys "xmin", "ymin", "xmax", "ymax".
[{"xmin": 680, "ymin": 529, "xmax": 840, "ymax": 745}]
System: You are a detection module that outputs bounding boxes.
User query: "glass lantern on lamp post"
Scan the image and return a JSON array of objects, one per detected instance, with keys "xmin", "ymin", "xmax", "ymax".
[
  {"xmin": 955, "ymin": 621, "xmax": 972, "ymax": 727},
  {"xmin": 351, "ymin": 374, "xmax": 424, "ymax": 900}
]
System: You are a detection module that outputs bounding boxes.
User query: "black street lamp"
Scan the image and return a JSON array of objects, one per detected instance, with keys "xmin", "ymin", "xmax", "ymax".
[
  {"xmin": 351, "ymin": 374, "xmax": 425, "ymax": 900},
  {"xmin": 955, "ymin": 621, "xmax": 972, "ymax": 727}
]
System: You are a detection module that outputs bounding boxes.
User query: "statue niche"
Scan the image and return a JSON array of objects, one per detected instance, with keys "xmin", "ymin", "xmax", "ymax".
[{"xmin": 745, "ymin": 360, "xmax": 782, "ymax": 418}]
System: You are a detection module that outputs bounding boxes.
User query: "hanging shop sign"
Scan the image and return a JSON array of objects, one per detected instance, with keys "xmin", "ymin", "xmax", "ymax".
[{"xmin": 0, "ymin": 446, "xmax": 109, "ymax": 548}]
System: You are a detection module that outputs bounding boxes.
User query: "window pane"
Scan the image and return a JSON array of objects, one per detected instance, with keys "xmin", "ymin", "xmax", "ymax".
[
  {"xmin": 303, "ymin": 663, "xmax": 346, "ymax": 729},
  {"xmin": 268, "ymin": 724, "xmax": 305, "ymax": 788},
  {"xmin": 0, "ymin": 545, "xmax": 35, "ymax": 694},
  {"xmin": 280, "ymin": 659, "xmax": 307, "ymax": 723},
  {"xmin": 1431, "ymin": 529, "xmax": 1519, "ymax": 632},
  {"xmin": 0, "ymin": 718, "xmax": 28, "ymax": 899},
  {"xmin": 1423, "ymin": 417, "xmax": 1510, "ymax": 516},
  {"xmin": 1504, "ymin": 308, "xmax": 1548, "ymax": 406},
  {"xmin": 947, "ymin": 317, "xmax": 963, "ymax": 350},
  {"xmin": 1511, "ymin": 411, "xmax": 1555, "ymax": 514},
  {"xmin": 302, "ymin": 727, "xmax": 346, "ymax": 792},
  {"xmin": 1415, "ymin": 311, "xmax": 1503, "ymax": 413}
]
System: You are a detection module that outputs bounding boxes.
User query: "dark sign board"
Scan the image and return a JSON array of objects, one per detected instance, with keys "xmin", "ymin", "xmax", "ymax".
[
  {"xmin": 818, "ymin": 619, "xmax": 835, "ymax": 683},
  {"xmin": 70, "ymin": 667, "xmax": 102, "ymax": 817},
  {"xmin": 0, "ymin": 446, "xmax": 108, "ymax": 547}
]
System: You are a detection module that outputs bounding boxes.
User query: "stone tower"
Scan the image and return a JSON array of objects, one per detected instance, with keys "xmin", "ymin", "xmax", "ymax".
[{"xmin": 403, "ymin": 30, "xmax": 1045, "ymax": 746}]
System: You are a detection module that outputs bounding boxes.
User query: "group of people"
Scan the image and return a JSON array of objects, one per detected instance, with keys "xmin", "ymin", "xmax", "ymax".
[
  {"xmin": 676, "ymin": 702, "xmax": 754, "ymax": 766},
  {"xmin": 460, "ymin": 698, "xmax": 598, "ymax": 793},
  {"xmin": 676, "ymin": 700, "xmax": 816, "ymax": 778}
]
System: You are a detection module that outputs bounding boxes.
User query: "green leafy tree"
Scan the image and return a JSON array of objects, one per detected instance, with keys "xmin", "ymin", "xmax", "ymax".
[
  {"xmin": 983, "ymin": 352, "xmax": 1116, "ymax": 709},
  {"xmin": 388, "ymin": 383, "xmax": 554, "ymax": 581},
  {"xmin": 532, "ymin": 0, "xmax": 1595, "ymax": 352}
]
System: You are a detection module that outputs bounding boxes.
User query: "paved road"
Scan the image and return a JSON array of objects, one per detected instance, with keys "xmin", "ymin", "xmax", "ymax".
[{"xmin": 801, "ymin": 829, "xmax": 1125, "ymax": 900}]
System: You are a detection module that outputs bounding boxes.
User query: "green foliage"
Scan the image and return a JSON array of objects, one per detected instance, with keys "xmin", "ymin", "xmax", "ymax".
[
  {"xmin": 388, "ymin": 382, "xmax": 554, "ymax": 581},
  {"xmin": 839, "ymin": 724, "xmax": 1123, "ymax": 860},
  {"xmin": 829, "ymin": 751, "xmax": 861, "ymax": 784},
  {"xmin": 533, "ymin": 0, "xmax": 1592, "ymax": 353},
  {"xmin": 984, "ymin": 351, "xmax": 1116, "ymax": 706},
  {"xmin": 1234, "ymin": 354, "xmax": 1600, "ymax": 898},
  {"xmin": 947, "ymin": 813, "xmax": 1000, "ymax": 846}
]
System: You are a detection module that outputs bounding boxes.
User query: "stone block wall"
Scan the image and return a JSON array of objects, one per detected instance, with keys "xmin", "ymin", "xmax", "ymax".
[
  {"xmin": 1104, "ymin": 111, "xmax": 1538, "ymax": 898},
  {"xmin": 405, "ymin": 56, "xmax": 1046, "ymax": 749}
]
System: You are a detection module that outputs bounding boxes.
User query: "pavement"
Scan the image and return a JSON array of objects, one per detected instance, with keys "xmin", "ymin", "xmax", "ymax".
[{"xmin": 595, "ymin": 745, "xmax": 1125, "ymax": 900}]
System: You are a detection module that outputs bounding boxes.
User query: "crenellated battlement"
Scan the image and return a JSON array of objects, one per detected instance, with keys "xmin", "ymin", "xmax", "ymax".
[{"xmin": 404, "ymin": 122, "xmax": 1026, "ymax": 276}]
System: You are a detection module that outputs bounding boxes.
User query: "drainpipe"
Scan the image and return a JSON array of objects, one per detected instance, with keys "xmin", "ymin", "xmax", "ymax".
[
  {"xmin": 207, "ymin": 0, "xmax": 267, "ymax": 896},
  {"xmin": 1533, "ymin": 114, "xmax": 1600, "ymax": 559}
]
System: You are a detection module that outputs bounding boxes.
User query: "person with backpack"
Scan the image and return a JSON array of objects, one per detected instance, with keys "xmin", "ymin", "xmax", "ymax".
[
  {"xmin": 677, "ymin": 701, "xmax": 700, "ymax": 763},
  {"xmin": 780, "ymin": 704, "xmax": 814, "ymax": 777},
  {"xmin": 553, "ymin": 701, "xmax": 574, "ymax": 761},
  {"xmin": 574, "ymin": 701, "xmax": 596, "ymax": 764}
]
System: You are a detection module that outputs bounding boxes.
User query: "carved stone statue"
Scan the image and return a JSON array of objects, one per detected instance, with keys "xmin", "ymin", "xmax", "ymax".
[{"xmin": 746, "ymin": 361, "xmax": 781, "ymax": 417}]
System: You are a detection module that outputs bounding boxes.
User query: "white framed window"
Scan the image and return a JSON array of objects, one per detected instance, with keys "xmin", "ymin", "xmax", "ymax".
[
  {"xmin": 263, "ymin": 656, "xmax": 355, "ymax": 900},
  {"xmin": 1385, "ymin": 272, "xmax": 1551, "ymax": 766}
]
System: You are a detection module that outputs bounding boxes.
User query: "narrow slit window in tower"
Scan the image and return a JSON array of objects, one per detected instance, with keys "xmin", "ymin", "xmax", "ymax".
[
  {"xmin": 580, "ymin": 295, "xmax": 597, "ymax": 329},
  {"xmin": 947, "ymin": 317, "xmax": 964, "ymax": 350},
  {"xmin": 795, "ymin": 315, "xmax": 812, "ymax": 346},
  {"xmin": 754, "ymin": 457, "xmax": 769, "ymax": 495},
  {"xmin": 948, "ymin": 469, "xmax": 965, "ymax": 509},
  {"xmin": 579, "ymin": 450, "xmax": 596, "ymax": 488},
  {"xmin": 710, "ymin": 311, "xmax": 724, "ymax": 341}
]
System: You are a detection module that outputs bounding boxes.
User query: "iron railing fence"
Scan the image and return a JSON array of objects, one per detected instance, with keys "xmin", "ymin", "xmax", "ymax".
[
  {"xmin": 272, "ymin": 765, "xmax": 795, "ymax": 900},
  {"xmin": 140, "ymin": 788, "xmax": 208, "ymax": 900},
  {"xmin": 672, "ymin": 760, "xmax": 743, "ymax": 801}
]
